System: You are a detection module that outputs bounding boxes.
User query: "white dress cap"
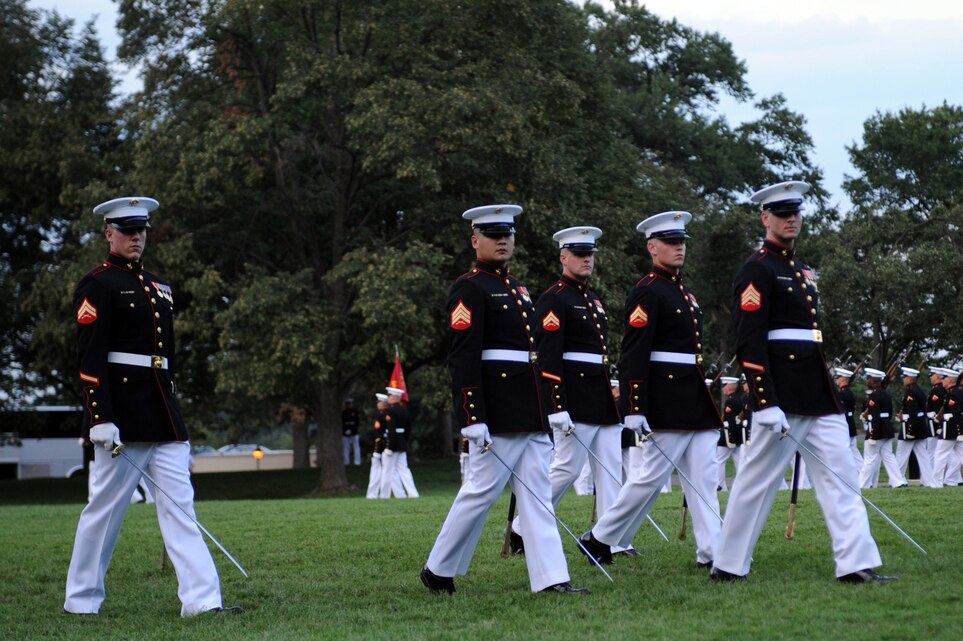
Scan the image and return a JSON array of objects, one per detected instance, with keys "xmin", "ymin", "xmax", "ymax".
[
  {"xmin": 862, "ymin": 367, "xmax": 886, "ymax": 379},
  {"xmin": 553, "ymin": 226, "xmax": 602, "ymax": 251},
  {"xmin": 463, "ymin": 204, "xmax": 523, "ymax": 234},
  {"xmin": 636, "ymin": 211, "xmax": 692, "ymax": 239},
  {"xmin": 749, "ymin": 181, "xmax": 810, "ymax": 215},
  {"xmin": 94, "ymin": 196, "xmax": 158, "ymax": 229},
  {"xmin": 833, "ymin": 367, "xmax": 854, "ymax": 378},
  {"xmin": 720, "ymin": 376, "xmax": 740, "ymax": 385},
  {"xmin": 375, "ymin": 393, "xmax": 388, "ymax": 402},
  {"xmin": 386, "ymin": 387, "xmax": 405, "ymax": 396},
  {"xmin": 900, "ymin": 367, "xmax": 920, "ymax": 377}
]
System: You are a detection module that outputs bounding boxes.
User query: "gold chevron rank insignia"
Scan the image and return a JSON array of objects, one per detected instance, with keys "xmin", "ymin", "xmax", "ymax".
[
  {"xmin": 77, "ymin": 298, "xmax": 98, "ymax": 324},
  {"xmin": 740, "ymin": 282, "xmax": 762, "ymax": 312},
  {"xmin": 629, "ymin": 305, "xmax": 648, "ymax": 328},
  {"xmin": 542, "ymin": 311, "xmax": 561, "ymax": 332},
  {"xmin": 450, "ymin": 300, "xmax": 472, "ymax": 330}
]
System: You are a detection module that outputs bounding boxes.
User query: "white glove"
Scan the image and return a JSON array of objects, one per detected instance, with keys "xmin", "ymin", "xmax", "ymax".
[
  {"xmin": 461, "ymin": 423, "xmax": 491, "ymax": 448},
  {"xmin": 624, "ymin": 414, "xmax": 651, "ymax": 437},
  {"xmin": 753, "ymin": 407, "xmax": 790, "ymax": 435},
  {"xmin": 866, "ymin": 439, "xmax": 877, "ymax": 445},
  {"xmin": 927, "ymin": 411, "xmax": 936, "ymax": 419},
  {"xmin": 548, "ymin": 411, "xmax": 575, "ymax": 433},
  {"xmin": 89, "ymin": 422, "xmax": 122, "ymax": 450},
  {"xmin": 957, "ymin": 435, "xmax": 963, "ymax": 442}
]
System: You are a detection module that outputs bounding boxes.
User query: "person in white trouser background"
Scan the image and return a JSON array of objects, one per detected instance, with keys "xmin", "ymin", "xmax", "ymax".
[
  {"xmin": 858, "ymin": 368, "xmax": 908, "ymax": 489},
  {"xmin": 895, "ymin": 367, "xmax": 939, "ymax": 487},
  {"xmin": 366, "ymin": 393, "xmax": 389, "ymax": 499}
]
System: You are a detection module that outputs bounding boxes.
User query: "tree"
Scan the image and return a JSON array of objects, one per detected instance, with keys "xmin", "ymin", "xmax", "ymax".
[{"xmin": 1, "ymin": 0, "xmax": 117, "ymax": 405}]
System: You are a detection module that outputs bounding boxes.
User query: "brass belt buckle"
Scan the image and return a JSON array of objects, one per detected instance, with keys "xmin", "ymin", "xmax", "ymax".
[
  {"xmin": 812, "ymin": 329, "xmax": 823, "ymax": 343},
  {"xmin": 151, "ymin": 355, "xmax": 164, "ymax": 369},
  {"xmin": 602, "ymin": 355, "xmax": 609, "ymax": 365},
  {"xmin": 529, "ymin": 351, "xmax": 538, "ymax": 364}
]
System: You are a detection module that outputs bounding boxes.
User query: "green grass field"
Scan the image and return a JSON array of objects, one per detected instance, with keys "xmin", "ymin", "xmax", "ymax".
[{"xmin": 1, "ymin": 459, "xmax": 960, "ymax": 641}]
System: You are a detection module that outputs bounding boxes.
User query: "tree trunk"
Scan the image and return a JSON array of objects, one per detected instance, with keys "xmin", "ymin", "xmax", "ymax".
[
  {"xmin": 312, "ymin": 383, "xmax": 353, "ymax": 494},
  {"xmin": 291, "ymin": 418, "xmax": 310, "ymax": 469}
]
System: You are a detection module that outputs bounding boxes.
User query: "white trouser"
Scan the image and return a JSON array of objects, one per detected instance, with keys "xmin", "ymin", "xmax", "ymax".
[
  {"xmin": 342, "ymin": 434, "xmax": 361, "ymax": 465},
  {"xmin": 459, "ymin": 452, "xmax": 471, "ymax": 485},
  {"xmin": 593, "ymin": 430, "xmax": 720, "ymax": 564},
  {"xmin": 573, "ymin": 459, "xmax": 594, "ymax": 495},
  {"xmin": 366, "ymin": 453, "xmax": 383, "ymax": 498},
  {"xmin": 715, "ymin": 445, "xmax": 742, "ymax": 491},
  {"xmin": 895, "ymin": 439, "xmax": 939, "ymax": 487},
  {"xmin": 378, "ymin": 450, "xmax": 407, "ymax": 498},
  {"xmin": 393, "ymin": 451, "xmax": 419, "ymax": 497},
  {"xmin": 65, "ymin": 442, "xmax": 222, "ymax": 616},
  {"xmin": 715, "ymin": 414, "xmax": 882, "ymax": 578},
  {"xmin": 933, "ymin": 439, "xmax": 963, "ymax": 486},
  {"xmin": 849, "ymin": 436, "xmax": 864, "ymax": 474},
  {"xmin": 622, "ymin": 446, "xmax": 643, "ymax": 484},
  {"xmin": 514, "ymin": 423, "xmax": 621, "ymax": 546},
  {"xmin": 426, "ymin": 433, "xmax": 570, "ymax": 592},
  {"xmin": 859, "ymin": 438, "xmax": 907, "ymax": 488}
]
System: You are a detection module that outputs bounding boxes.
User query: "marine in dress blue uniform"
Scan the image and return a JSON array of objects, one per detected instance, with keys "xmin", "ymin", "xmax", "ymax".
[
  {"xmin": 366, "ymin": 393, "xmax": 390, "ymax": 499},
  {"xmin": 382, "ymin": 386, "xmax": 419, "ymax": 498},
  {"xmin": 579, "ymin": 211, "xmax": 723, "ymax": 568},
  {"xmin": 510, "ymin": 227, "xmax": 628, "ymax": 553},
  {"xmin": 711, "ymin": 181, "xmax": 891, "ymax": 584},
  {"xmin": 421, "ymin": 205, "xmax": 586, "ymax": 595},
  {"xmin": 64, "ymin": 197, "xmax": 237, "ymax": 616},
  {"xmin": 858, "ymin": 368, "xmax": 907, "ymax": 488},
  {"xmin": 895, "ymin": 367, "xmax": 939, "ymax": 487},
  {"xmin": 833, "ymin": 367, "xmax": 864, "ymax": 474},
  {"xmin": 932, "ymin": 367, "xmax": 963, "ymax": 485}
]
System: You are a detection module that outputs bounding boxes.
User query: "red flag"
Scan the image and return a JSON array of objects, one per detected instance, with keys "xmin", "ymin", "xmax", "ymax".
[{"xmin": 389, "ymin": 355, "xmax": 409, "ymax": 405}]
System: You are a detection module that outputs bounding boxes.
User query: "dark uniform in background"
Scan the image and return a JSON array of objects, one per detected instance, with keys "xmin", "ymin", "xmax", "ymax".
[
  {"xmin": 858, "ymin": 369, "xmax": 906, "ymax": 488},
  {"xmin": 342, "ymin": 399, "xmax": 361, "ymax": 465},
  {"xmin": 833, "ymin": 367, "xmax": 863, "ymax": 474},
  {"xmin": 580, "ymin": 211, "xmax": 722, "ymax": 568},
  {"xmin": 383, "ymin": 388, "xmax": 419, "ymax": 497},
  {"xmin": 933, "ymin": 368, "xmax": 963, "ymax": 485},
  {"xmin": 64, "ymin": 197, "xmax": 234, "ymax": 616},
  {"xmin": 712, "ymin": 181, "xmax": 887, "ymax": 584},
  {"xmin": 422, "ymin": 204, "xmax": 581, "ymax": 595},
  {"xmin": 895, "ymin": 367, "xmax": 938, "ymax": 487},
  {"xmin": 366, "ymin": 393, "xmax": 389, "ymax": 499}
]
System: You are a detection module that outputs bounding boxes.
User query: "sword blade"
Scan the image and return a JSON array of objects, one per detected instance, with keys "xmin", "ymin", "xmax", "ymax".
[
  {"xmin": 643, "ymin": 433, "xmax": 724, "ymax": 525},
  {"xmin": 483, "ymin": 443, "xmax": 614, "ymax": 582},
  {"xmin": 567, "ymin": 430, "xmax": 669, "ymax": 542},
  {"xmin": 115, "ymin": 446, "xmax": 251, "ymax": 577},
  {"xmin": 784, "ymin": 433, "xmax": 926, "ymax": 554}
]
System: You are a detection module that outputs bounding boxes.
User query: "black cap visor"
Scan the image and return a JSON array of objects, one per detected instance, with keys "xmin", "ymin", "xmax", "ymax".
[
  {"xmin": 108, "ymin": 215, "xmax": 151, "ymax": 232},
  {"xmin": 474, "ymin": 223, "xmax": 515, "ymax": 238},
  {"xmin": 764, "ymin": 199, "xmax": 804, "ymax": 218}
]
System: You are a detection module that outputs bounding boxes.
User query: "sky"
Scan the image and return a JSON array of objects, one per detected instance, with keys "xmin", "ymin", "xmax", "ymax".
[{"xmin": 27, "ymin": 0, "xmax": 963, "ymax": 211}]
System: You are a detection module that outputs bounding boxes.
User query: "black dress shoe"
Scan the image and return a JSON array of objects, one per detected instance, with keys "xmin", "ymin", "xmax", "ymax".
[
  {"xmin": 613, "ymin": 548, "xmax": 640, "ymax": 558},
  {"xmin": 541, "ymin": 582, "xmax": 590, "ymax": 595},
  {"xmin": 420, "ymin": 566, "xmax": 456, "ymax": 594},
  {"xmin": 62, "ymin": 608, "xmax": 97, "ymax": 617},
  {"xmin": 509, "ymin": 530, "xmax": 525, "ymax": 556},
  {"xmin": 837, "ymin": 569, "xmax": 897, "ymax": 585},
  {"xmin": 697, "ymin": 560, "xmax": 713, "ymax": 569},
  {"xmin": 207, "ymin": 605, "xmax": 244, "ymax": 614},
  {"xmin": 578, "ymin": 531, "xmax": 613, "ymax": 564},
  {"xmin": 708, "ymin": 567, "xmax": 747, "ymax": 582}
]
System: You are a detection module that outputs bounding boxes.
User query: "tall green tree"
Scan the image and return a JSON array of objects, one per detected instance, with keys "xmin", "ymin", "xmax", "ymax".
[
  {"xmin": 1, "ymin": 0, "xmax": 117, "ymax": 405},
  {"xmin": 814, "ymin": 104, "xmax": 963, "ymax": 369}
]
